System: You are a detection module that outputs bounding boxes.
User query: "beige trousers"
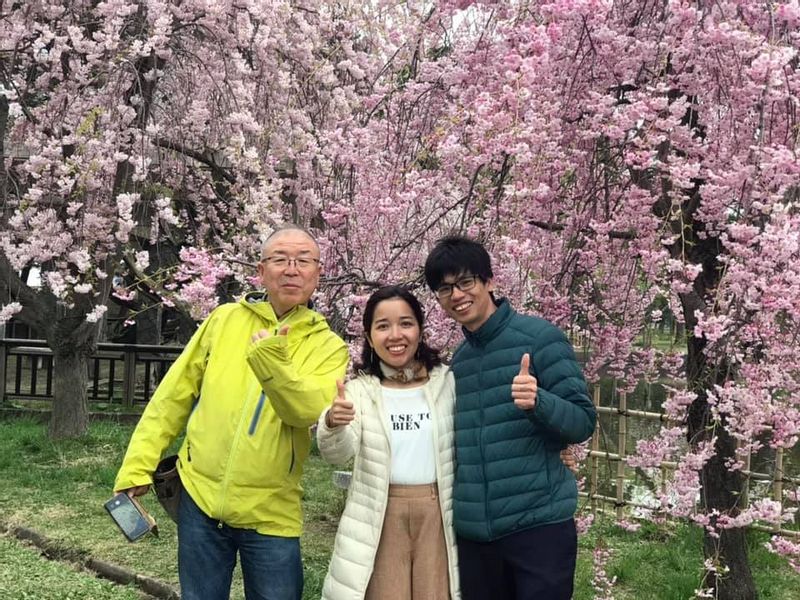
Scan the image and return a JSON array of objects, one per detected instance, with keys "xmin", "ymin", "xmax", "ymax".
[{"xmin": 365, "ymin": 483, "xmax": 450, "ymax": 600}]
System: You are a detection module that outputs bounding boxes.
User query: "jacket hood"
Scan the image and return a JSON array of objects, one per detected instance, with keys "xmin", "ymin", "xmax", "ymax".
[{"xmin": 239, "ymin": 291, "xmax": 332, "ymax": 337}]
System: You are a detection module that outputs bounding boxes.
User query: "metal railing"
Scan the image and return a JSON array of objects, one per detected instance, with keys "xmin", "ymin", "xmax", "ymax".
[{"xmin": 0, "ymin": 338, "xmax": 183, "ymax": 408}]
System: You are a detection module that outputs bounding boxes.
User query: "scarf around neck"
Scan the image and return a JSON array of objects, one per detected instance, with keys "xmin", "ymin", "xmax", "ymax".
[{"xmin": 379, "ymin": 360, "xmax": 428, "ymax": 383}]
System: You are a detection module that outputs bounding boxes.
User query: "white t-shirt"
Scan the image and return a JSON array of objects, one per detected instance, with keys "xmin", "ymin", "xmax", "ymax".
[{"xmin": 381, "ymin": 385, "xmax": 437, "ymax": 485}]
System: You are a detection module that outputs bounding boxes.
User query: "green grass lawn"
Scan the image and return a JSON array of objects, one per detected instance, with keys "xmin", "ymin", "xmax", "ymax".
[
  {"xmin": 0, "ymin": 417, "xmax": 798, "ymax": 599},
  {"xmin": 0, "ymin": 535, "xmax": 143, "ymax": 599},
  {"xmin": 573, "ymin": 518, "xmax": 800, "ymax": 599},
  {"xmin": 0, "ymin": 418, "xmax": 342, "ymax": 599}
]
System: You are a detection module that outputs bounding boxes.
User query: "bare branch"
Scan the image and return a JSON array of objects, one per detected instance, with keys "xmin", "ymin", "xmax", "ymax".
[
  {"xmin": 0, "ymin": 254, "xmax": 54, "ymax": 334},
  {"xmin": 528, "ymin": 219, "xmax": 636, "ymax": 240},
  {"xmin": 152, "ymin": 137, "xmax": 238, "ymax": 185}
]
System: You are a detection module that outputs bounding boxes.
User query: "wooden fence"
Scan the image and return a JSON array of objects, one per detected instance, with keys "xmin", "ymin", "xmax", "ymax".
[
  {"xmin": 3, "ymin": 337, "xmax": 798, "ymax": 538},
  {"xmin": 585, "ymin": 384, "xmax": 800, "ymax": 538},
  {"xmin": 0, "ymin": 338, "xmax": 182, "ymax": 408}
]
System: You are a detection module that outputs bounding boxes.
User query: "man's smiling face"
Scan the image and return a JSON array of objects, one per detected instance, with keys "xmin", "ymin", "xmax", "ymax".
[
  {"xmin": 436, "ymin": 272, "xmax": 497, "ymax": 332},
  {"xmin": 257, "ymin": 230, "xmax": 321, "ymax": 317}
]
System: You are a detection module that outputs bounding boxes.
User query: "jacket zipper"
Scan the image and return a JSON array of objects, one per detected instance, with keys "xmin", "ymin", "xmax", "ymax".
[
  {"xmin": 427, "ymin": 383, "xmax": 453, "ymax": 594},
  {"xmin": 478, "ymin": 352, "xmax": 492, "ymax": 539},
  {"xmin": 365, "ymin": 379, "xmax": 393, "ymax": 584},
  {"xmin": 217, "ymin": 381, "xmax": 259, "ymax": 526},
  {"xmin": 274, "ymin": 316, "xmax": 295, "ymax": 475}
]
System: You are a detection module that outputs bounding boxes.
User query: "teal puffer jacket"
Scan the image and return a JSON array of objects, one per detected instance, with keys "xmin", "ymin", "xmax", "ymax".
[{"xmin": 450, "ymin": 299, "xmax": 595, "ymax": 542}]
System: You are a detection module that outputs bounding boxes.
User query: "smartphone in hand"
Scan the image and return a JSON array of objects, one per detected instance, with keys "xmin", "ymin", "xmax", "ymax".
[{"xmin": 104, "ymin": 493, "xmax": 157, "ymax": 542}]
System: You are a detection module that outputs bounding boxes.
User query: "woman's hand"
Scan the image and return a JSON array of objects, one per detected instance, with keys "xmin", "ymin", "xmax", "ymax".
[{"xmin": 325, "ymin": 380, "xmax": 355, "ymax": 428}]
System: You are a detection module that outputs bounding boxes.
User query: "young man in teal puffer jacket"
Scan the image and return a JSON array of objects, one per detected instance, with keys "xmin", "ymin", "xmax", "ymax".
[{"xmin": 425, "ymin": 235, "xmax": 596, "ymax": 600}]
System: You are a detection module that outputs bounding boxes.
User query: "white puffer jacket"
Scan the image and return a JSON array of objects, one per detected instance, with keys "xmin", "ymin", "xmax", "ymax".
[{"xmin": 317, "ymin": 365, "xmax": 460, "ymax": 599}]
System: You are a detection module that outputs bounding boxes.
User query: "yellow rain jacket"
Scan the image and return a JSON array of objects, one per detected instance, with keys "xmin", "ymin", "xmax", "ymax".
[{"xmin": 114, "ymin": 292, "xmax": 349, "ymax": 536}]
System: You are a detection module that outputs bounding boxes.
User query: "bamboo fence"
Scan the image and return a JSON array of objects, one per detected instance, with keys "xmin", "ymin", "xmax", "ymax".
[{"xmin": 583, "ymin": 382, "xmax": 799, "ymax": 538}]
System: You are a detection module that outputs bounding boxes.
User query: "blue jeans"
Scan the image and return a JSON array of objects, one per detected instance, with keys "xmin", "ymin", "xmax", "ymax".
[{"xmin": 177, "ymin": 489, "xmax": 303, "ymax": 600}]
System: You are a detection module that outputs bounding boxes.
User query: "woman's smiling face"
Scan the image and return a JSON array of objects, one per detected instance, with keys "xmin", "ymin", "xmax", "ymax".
[{"xmin": 367, "ymin": 298, "xmax": 421, "ymax": 370}]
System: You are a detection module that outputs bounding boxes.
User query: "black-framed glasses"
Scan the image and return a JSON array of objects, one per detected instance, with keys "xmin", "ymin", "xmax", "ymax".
[
  {"xmin": 261, "ymin": 256, "xmax": 320, "ymax": 271},
  {"xmin": 435, "ymin": 275, "xmax": 479, "ymax": 299}
]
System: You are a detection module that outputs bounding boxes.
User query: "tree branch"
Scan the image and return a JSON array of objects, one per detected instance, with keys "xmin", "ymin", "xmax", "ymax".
[
  {"xmin": 0, "ymin": 254, "xmax": 54, "ymax": 334},
  {"xmin": 0, "ymin": 95, "xmax": 7, "ymax": 207},
  {"xmin": 320, "ymin": 272, "xmax": 385, "ymax": 289},
  {"xmin": 152, "ymin": 137, "xmax": 238, "ymax": 185},
  {"xmin": 528, "ymin": 219, "xmax": 636, "ymax": 240}
]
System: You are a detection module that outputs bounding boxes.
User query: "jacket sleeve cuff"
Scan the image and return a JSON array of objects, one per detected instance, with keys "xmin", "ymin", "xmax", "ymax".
[
  {"xmin": 246, "ymin": 335, "xmax": 290, "ymax": 383},
  {"xmin": 113, "ymin": 471, "xmax": 154, "ymax": 492},
  {"xmin": 316, "ymin": 408, "xmax": 356, "ymax": 464},
  {"xmin": 527, "ymin": 388, "xmax": 594, "ymax": 443}
]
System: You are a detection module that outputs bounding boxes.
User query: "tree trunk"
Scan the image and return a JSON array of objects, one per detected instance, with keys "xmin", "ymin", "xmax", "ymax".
[
  {"xmin": 700, "ymin": 432, "xmax": 756, "ymax": 600},
  {"xmin": 632, "ymin": 58, "xmax": 759, "ymax": 600},
  {"xmin": 48, "ymin": 348, "xmax": 91, "ymax": 439},
  {"xmin": 45, "ymin": 310, "xmax": 99, "ymax": 440},
  {"xmin": 688, "ymin": 401, "xmax": 757, "ymax": 598},
  {"xmin": 0, "ymin": 95, "xmax": 8, "ymax": 208},
  {"xmin": 684, "ymin": 310, "xmax": 757, "ymax": 600}
]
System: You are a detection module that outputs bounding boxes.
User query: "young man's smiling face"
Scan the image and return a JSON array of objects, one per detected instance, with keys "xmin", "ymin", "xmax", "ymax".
[{"xmin": 436, "ymin": 272, "xmax": 497, "ymax": 332}]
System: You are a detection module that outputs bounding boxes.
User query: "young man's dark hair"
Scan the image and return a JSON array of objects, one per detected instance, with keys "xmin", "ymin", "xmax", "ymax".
[{"xmin": 424, "ymin": 235, "xmax": 494, "ymax": 292}]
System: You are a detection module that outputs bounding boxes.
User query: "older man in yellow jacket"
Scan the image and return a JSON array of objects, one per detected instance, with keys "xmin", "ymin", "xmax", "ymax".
[{"xmin": 114, "ymin": 226, "xmax": 348, "ymax": 600}]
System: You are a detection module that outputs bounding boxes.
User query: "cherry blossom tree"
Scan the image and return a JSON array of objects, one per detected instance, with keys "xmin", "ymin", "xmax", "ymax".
[
  {"xmin": 2, "ymin": 1, "xmax": 798, "ymax": 595},
  {"xmin": 316, "ymin": 1, "xmax": 800, "ymax": 597},
  {"xmin": 0, "ymin": 0, "xmax": 378, "ymax": 438}
]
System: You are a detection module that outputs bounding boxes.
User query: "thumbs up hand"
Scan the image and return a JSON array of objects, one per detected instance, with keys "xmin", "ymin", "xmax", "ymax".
[
  {"xmin": 512, "ymin": 353, "xmax": 538, "ymax": 411},
  {"xmin": 325, "ymin": 380, "xmax": 355, "ymax": 428}
]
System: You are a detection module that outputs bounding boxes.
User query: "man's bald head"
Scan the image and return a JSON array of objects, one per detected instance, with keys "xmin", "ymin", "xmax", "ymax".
[{"xmin": 261, "ymin": 224, "xmax": 319, "ymax": 259}]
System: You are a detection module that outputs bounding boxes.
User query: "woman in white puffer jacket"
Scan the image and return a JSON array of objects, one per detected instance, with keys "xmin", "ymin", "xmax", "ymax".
[{"xmin": 317, "ymin": 285, "xmax": 460, "ymax": 600}]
